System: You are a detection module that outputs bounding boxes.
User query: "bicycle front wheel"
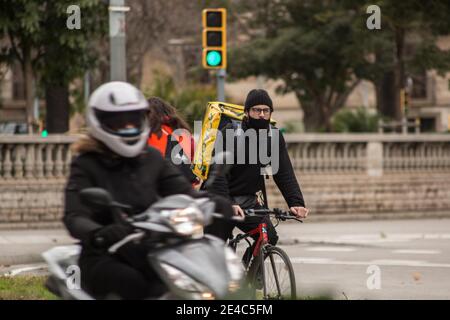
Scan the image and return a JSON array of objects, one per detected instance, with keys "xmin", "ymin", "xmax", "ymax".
[{"xmin": 249, "ymin": 245, "xmax": 297, "ymax": 300}]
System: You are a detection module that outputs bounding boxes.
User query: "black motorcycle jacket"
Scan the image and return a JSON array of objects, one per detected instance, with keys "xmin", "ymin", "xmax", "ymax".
[{"xmin": 64, "ymin": 136, "xmax": 229, "ymax": 246}]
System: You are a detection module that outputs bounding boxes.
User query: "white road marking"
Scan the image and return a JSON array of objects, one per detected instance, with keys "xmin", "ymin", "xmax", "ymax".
[
  {"xmin": 392, "ymin": 249, "xmax": 441, "ymax": 255},
  {"xmin": 295, "ymin": 233, "xmax": 450, "ymax": 245},
  {"xmin": 370, "ymin": 259, "xmax": 427, "ymax": 266},
  {"xmin": 3, "ymin": 264, "xmax": 47, "ymax": 277},
  {"xmin": 290, "ymin": 257, "xmax": 334, "ymax": 264},
  {"xmin": 306, "ymin": 247, "xmax": 357, "ymax": 252},
  {"xmin": 289, "ymin": 257, "xmax": 450, "ymax": 268}
]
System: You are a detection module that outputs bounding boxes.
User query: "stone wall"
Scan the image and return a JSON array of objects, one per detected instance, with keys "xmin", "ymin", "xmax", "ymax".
[
  {"xmin": 266, "ymin": 172, "xmax": 450, "ymax": 219},
  {"xmin": 1, "ymin": 134, "xmax": 450, "ymax": 228},
  {"xmin": 0, "ymin": 180, "xmax": 65, "ymax": 229}
]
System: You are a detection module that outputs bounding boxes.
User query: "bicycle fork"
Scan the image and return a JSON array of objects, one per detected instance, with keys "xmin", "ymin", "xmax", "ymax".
[{"xmin": 254, "ymin": 223, "xmax": 269, "ymax": 298}]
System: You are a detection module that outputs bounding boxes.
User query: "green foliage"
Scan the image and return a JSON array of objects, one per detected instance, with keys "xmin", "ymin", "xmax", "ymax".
[
  {"xmin": 229, "ymin": 0, "xmax": 450, "ymax": 131},
  {"xmin": 331, "ymin": 107, "xmax": 380, "ymax": 133},
  {"xmin": 38, "ymin": 1, "xmax": 108, "ymax": 87},
  {"xmin": 282, "ymin": 120, "xmax": 304, "ymax": 133},
  {"xmin": 0, "ymin": 0, "xmax": 108, "ymax": 131},
  {"xmin": 144, "ymin": 72, "xmax": 216, "ymax": 128},
  {"xmin": 70, "ymin": 85, "xmax": 87, "ymax": 117},
  {"xmin": 0, "ymin": 1, "xmax": 107, "ymax": 86},
  {"xmin": 229, "ymin": 1, "xmax": 376, "ymax": 131}
]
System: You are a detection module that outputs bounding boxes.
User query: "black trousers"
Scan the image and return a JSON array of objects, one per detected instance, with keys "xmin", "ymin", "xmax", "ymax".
[
  {"xmin": 79, "ymin": 242, "xmax": 166, "ymax": 300},
  {"xmin": 236, "ymin": 214, "xmax": 278, "ymax": 246}
]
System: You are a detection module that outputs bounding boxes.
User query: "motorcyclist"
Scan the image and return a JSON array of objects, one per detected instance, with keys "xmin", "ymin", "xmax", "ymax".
[{"xmin": 63, "ymin": 81, "xmax": 233, "ymax": 299}]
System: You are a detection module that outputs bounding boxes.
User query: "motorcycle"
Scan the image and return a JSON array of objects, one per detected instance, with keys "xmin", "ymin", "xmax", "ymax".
[{"xmin": 42, "ymin": 155, "xmax": 244, "ymax": 300}]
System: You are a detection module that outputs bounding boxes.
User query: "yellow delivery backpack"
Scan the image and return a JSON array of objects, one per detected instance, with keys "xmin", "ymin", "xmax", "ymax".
[{"xmin": 192, "ymin": 101, "xmax": 275, "ymax": 181}]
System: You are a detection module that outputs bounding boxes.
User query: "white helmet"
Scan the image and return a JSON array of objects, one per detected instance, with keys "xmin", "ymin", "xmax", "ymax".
[{"xmin": 86, "ymin": 81, "xmax": 150, "ymax": 158}]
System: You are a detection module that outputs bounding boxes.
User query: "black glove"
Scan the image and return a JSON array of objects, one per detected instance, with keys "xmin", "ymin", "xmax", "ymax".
[{"xmin": 91, "ymin": 224, "xmax": 132, "ymax": 249}]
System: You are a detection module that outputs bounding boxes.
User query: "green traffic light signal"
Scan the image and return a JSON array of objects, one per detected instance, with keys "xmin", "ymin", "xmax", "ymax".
[
  {"xmin": 206, "ymin": 50, "xmax": 222, "ymax": 67},
  {"xmin": 41, "ymin": 129, "xmax": 48, "ymax": 138},
  {"xmin": 202, "ymin": 8, "xmax": 227, "ymax": 69}
]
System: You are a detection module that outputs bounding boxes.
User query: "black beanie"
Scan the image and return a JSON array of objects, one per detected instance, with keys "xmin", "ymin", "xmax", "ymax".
[{"xmin": 244, "ymin": 89, "xmax": 273, "ymax": 112}]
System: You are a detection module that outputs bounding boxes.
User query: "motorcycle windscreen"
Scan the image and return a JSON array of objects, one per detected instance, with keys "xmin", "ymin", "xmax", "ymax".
[{"xmin": 148, "ymin": 237, "xmax": 230, "ymax": 298}]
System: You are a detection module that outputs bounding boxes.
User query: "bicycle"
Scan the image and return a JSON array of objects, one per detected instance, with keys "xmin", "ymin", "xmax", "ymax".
[{"xmin": 228, "ymin": 208, "xmax": 303, "ymax": 300}]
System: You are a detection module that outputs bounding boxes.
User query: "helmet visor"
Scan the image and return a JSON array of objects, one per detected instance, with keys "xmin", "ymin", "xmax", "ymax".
[{"xmin": 95, "ymin": 109, "xmax": 148, "ymax": 137}]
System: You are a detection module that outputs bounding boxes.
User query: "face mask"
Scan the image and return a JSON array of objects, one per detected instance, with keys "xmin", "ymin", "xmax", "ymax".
[{"xmin": 247, "ymin": 117, "xmax": 270, "ymax": 130}]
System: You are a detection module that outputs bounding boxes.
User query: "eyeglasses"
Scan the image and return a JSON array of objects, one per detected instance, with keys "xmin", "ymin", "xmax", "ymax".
[{"xmin": 250, "ymin": 107, "xmax": 271, "ymax": 115}]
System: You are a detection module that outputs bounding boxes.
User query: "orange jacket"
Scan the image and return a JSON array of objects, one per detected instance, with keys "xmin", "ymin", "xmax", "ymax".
[{"xmin": 147, "ymin": 124, "xmax": 193, "ymax": 162}]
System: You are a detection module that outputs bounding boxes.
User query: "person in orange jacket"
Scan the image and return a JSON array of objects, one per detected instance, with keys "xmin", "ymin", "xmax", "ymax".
[{"xmin": 147, "ymin": 97, "xmax": 199, "ymax": 186}]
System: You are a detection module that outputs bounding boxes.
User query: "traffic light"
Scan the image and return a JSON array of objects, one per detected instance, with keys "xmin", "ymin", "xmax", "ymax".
[{"xmin": 202, "ymin": 8, "xmax": 227, "ymax": 69}]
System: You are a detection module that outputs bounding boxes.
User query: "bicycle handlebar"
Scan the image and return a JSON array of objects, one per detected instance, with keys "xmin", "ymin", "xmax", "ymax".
[{"xmin": 243, "ymin": 208, "xmax": 303, "ymax": 223}]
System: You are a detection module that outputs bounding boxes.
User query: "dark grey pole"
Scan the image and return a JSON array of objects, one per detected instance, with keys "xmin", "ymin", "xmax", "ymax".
[
  {"xmin": 217, "ymin": 69, "xmax": 226, "ymax": 102},
  {"xmin": 109, "ymin": 0, "xmax": 129, "ymax": 81}
]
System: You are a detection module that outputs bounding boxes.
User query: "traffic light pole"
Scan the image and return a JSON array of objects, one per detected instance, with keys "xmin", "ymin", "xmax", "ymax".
[
  {"xmin": 217, "ymin": 68, "xmax": 226, "ymax": 102},
  {"xmin": 109, "ymin": 0, "xmax": 129, "ymax": 81}
]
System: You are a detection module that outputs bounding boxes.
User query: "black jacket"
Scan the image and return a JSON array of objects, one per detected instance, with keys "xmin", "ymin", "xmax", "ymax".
[
  {"xmin": 206, "ymin": 121, "xmax": 305, "ymax": 208},
  {"xmin": 64, "ymin": 137, "xmax": 222, "ymax": 245}
]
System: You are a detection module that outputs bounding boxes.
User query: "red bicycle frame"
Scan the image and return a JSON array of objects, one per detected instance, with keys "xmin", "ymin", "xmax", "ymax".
[{"xmin": 246, "ymin": 222, "xmax": 269, "ymax": 258}]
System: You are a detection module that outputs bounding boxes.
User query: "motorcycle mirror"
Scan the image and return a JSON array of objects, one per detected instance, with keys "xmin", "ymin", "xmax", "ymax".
[{"xmin": 79, "ymin": 188, "xmax": 114, "ymax": 209}]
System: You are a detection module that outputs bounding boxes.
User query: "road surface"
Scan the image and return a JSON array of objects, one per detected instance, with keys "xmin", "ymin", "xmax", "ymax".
[{"xmin": 2, "ymin": 218, "xmax": 450, "ymax": 299}]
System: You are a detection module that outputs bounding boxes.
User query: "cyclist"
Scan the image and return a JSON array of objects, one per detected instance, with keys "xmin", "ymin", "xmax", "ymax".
[
  {"xmin": 64, "ymin": 82, "xmax": 234, "ymax": 299},
  {"xmin": 206, "ymin": 89, "xmax": 309, "ymax": 266}
]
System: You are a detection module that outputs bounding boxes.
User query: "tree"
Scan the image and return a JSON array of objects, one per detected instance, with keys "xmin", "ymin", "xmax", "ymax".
[
  {"xmin": 38, "ymin": 1, "xmax": 107, "ymax": 133},
  {"xmin": 228, "ymin": 0, "xmax": 450, "ymax": 130},
  {"xmin": 125, "ymin": 0, "xmax": 211, "ymax": 87},
  {"xmin": 0, "ymin": 0, "xmax": 107, "ymax": 133},
  {"xmin": 229, "ymin": 0, "xmax": 373, "ymax": 131},
  {"xmin": 0, "ymin": 1, "xmax": 42, "ymax": 133},
  {"xmin": 145, "ymin": 71, "xmax": 216, "ymax": 127},
  {"xmin": 345, "ymin": 0, "xmax": 450, "ymax": 120}
]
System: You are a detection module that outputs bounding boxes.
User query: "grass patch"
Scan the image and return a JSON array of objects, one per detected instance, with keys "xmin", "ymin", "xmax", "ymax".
[{"xmin": 0, "ymin": 276, "xmax": 58, "ymax": 300}]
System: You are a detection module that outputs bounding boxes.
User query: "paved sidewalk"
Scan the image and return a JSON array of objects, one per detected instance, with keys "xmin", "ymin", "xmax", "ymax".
[
  {"xmin": 0, "ymin": 229, "xmax": 76, "ymax": 265},
  {"xmin": 2, "ymin": 216, "xmax": 450, "ymax": 266}
]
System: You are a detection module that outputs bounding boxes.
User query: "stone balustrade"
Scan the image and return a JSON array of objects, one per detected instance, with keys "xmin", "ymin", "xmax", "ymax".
[
  {"xmin": 285, "ymin": 134, "xmax": 450, "ymax": 176},
  {"xmin": 0, "ymin": 135, "xmax": 77, "ymax": 180},
  {"xmin": 2, "ymin": 134, "xmax": 450, "ymax": 180},
  {"xmin": 1, "ymin": 133, "xmax": 450, "ymax": 228}
]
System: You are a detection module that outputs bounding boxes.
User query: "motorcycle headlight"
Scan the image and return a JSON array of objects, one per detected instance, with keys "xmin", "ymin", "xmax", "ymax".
[
  {"xmin": 161, "ymin": 206, "xmax": 204, "ymax": 238},
  {"xmin": 160, "ymin": 263, "xmax": 215, "ymax": 300},
  {"xmin": 224, "ymin": 247, "xmax": 244, "ymax": 291}
]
